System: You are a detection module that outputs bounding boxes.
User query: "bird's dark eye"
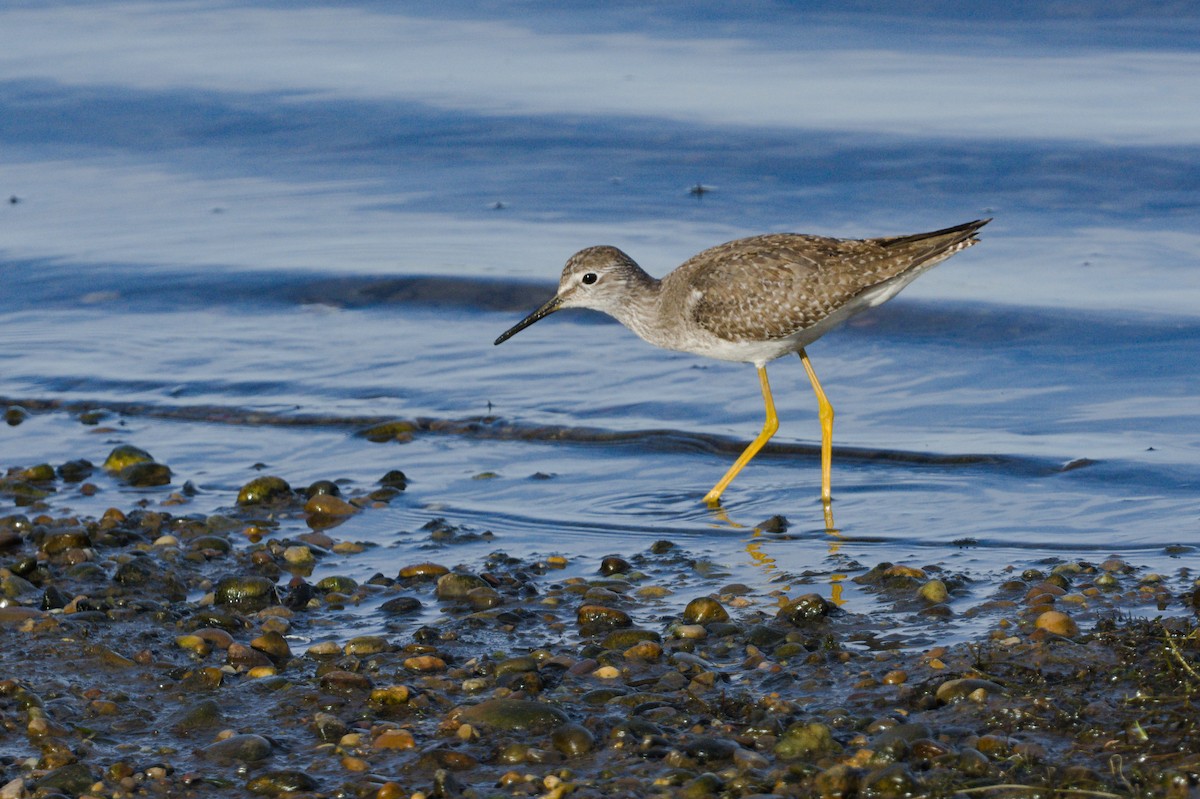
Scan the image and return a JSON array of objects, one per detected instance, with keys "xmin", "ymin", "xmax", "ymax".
[{"xmin": 581, "ymin": 272, "xmax": 598, "ymax": 285}]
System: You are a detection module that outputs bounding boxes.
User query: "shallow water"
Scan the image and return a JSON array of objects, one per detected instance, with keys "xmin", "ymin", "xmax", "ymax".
[{"xmin": 2, "ymin": 1, "xmax": 1198, "ymax": 645}]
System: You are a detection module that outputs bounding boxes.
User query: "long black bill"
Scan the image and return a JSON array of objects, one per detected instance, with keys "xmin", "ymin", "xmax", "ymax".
[{"xmin": 494, "ymin": 295, "xmax": 563, "ymax": 345}]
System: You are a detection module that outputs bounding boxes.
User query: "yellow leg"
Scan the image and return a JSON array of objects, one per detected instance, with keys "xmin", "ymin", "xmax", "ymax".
[
  {"xmin": 798, "ymin": 348, "xmax": 834, "ymax": 506},
  {"xmin": 703, "ymin": 366, "xmax": 778, "ymax": 506}
]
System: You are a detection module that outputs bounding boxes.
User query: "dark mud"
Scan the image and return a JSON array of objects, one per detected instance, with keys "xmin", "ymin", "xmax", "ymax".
[{"xmin": 2, "ymin": 457, "xmax": 1200, "ymax": 799}]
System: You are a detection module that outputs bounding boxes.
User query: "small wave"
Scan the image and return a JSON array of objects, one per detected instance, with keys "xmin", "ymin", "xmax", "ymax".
[{"xmin": 1, "ymin": 392, "xmax": 1085, "ymax": 480}]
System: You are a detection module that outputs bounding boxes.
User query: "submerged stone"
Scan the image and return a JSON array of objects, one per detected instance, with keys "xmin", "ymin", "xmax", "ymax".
[
  {"xmin": 201, "ymin": 733, "xmax": 273, "ymax": 763},
  {"xmin": 460, "ymin": 698, "xmax": 568, "ymax": 733}
]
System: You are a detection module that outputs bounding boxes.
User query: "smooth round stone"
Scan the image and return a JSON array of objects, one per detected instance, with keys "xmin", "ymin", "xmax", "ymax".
[
  {"xmin": 120, "ymin": 462, "xmax": 172, "ymax": 487},
  {"xmin": 598, "ymin": 556, "xmax": 632, "ymax": 576},
  {"xmin": 682, "ymin": 596, "xmax": 730, "ymax": 624},
  {"xmin": 379, "ymin": 470, "xmax": 409, "ymax": 489},
  {"xmin": 102, "ymin": 444, "xmax": 154, "ymax": 474},
  {"xmin": 227, "ymin": 643, "xmax": 273, "ymax": 669},
  {"xmin": 306, "ymin": 641, "xmax": 341, "ymax": 658},
  {"xmin": 550, "ymin": 722, "xmax": 595, "ymax": 757},
  {"xmin": 195, "ymin": 628, "xmax": 235, "ymax": 649},
  {"xmin": 623, "ymin": 641, "xmax": 663, "ymax": 661},
  {"xmin": 576, "ymin": 604, "xmax": 632, "ymax": 630},
  {"xmin": 251, "ymin": 631, "xmax": 291, "ymax": 661},
  {"xmin": 861, "ymin": 763, "xmax": 920, "ymax": 799},
  {"xmin": 673, "ymin": 624, "xmax": 707, "ymax": 640},
  {"xmin": 936, "ymin": 677, "xmax": 1005, "ymax": 704},
  {"xmin": 175, "ymin": 634, "xmax": 211, "ymax": 656},
  {"xmin": 918, "ymin": 579, "xmax": 949, "ymax": 603},
  {"xmin": 319, "ymin": 670, "xmax": 372, "ymax": 693},
  {"xmin": 236, "ymin": 476, "xmax": 292, "ymax": 505},
  {"xmin": 316, "ymin": 575, "xmax": 358, "ymax": 594},
  {"xmin": 380, "ymin": 596, "xmax": 422, "ymax": 615},
  {"xmin": 399, "ymin": 562, "xmax": 449, "ymax": 580},
  {"xmin": 1035, "ymin": 610, "xmax": 1079, "ymax": 637},
  {"xmin": 305, "ymin": 480, "xmax": 341, "ymax": 498},
  {"xmin": 459, "ymin": 699, "xmax": 568, "ymax": 733},
  {"xmin": 374, "ymin": 729, "xmax": 416, "ymax": 750},
  {"xmin": 884, "ymin": 564, "xmax": 927, "ymax": 579},
  {"xmin": 0, "ymin": 606, "xmax": 46, "ymax": 625},
  {"xmin": 283, "ymin": 545, "xmax": 315, "ymax": 565},
  {"xmin": 33, "ymin": 763, "xmax": 96, "ymax": 796},
  {"xmin": 359, "ymin": 420, "xmax": 416, "ymax": 443},
  {"xmin": 495, "ymin": 656, "xmax": 539, "ymax": 677},
  {"xmin": 775, "ymin": 722, "xmax": 838, "ymax": 759},
  {"xmin": 304, "ymin": 494, "xmax": 357, "ymax": 517},
  {"xmin": 872, "ymin": 722, "xmax": 931, "ymax": 758},
  {"xmin": 57, "ymin": 459, "xmax": 94, "ymax": 482},
  {"xmin": 41, "ymin": 530, "xmax": 92, "ymax": 555},
  {"xmin": 20, "ymin": 463, "xmax": 55, "ymax": 482},
  {"xmin": 200, "ymin": 733, "xmax": 273, "ymax": 763},
  {"xmin": 214, "ymin": 576, "xmax": 277, "ymax": 611},
  {"xmin": 436, "ymin": 572, "xmax": 489, "ymax": 600},
  {"xmin": 245, "ymin": 770, "xmax": 318, "ymax": 795},
  {"xmin": 466, "ymin": 586, "xmax": 503, "ymax": 609},
  {"xmin": 369, "ymin": 685, "xmax": 411, "ymax": 706},
  {"xmin": 404, "ymin": 655, "xmax": 447, "ymax": 672},
  {"xmin": 344, "ymin": 635, "xmax": 389, "ymax": 656},
  {"xmin": 169, "ymin": 698, "xmax": 223, "ymax": 733},
  {"xmin": 601, "ymin": 628, "xmax": 661, "ymax": 649},
  {"xmin": 777, "ymin": 593, "xmax": 831, "ymax": 625}
]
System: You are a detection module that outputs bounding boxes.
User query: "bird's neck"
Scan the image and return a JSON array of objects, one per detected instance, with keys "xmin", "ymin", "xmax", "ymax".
[{"xmin": 606, "ymin": 271, "xmax": 676, "ymax": 347}]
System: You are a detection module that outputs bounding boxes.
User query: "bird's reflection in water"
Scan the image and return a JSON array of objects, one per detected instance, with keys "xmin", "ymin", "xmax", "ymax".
[{"xmin": 708, "ymin": 499, "xmax": 846, "ymax": 606}]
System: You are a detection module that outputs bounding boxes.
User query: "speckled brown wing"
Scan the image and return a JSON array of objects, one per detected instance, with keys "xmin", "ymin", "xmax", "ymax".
[
  {"xmin": 684, "ymin": 234, "xmax": 901, "ymax": 342},
  {"xmin": 684, "ymin": 221, "xmax": 988, "ymax": 343}
]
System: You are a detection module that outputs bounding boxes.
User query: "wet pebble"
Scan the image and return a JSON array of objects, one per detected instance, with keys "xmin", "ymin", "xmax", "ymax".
[
  {"xmin": 459, "ymin": 698, "xmax": 568, "ymax": 732},
  {"xmin": 550, "ymin": 722, "xmax": 595, "ymax": 757},
  {"xmin": 214, "ymin": 575, "xmax": 278, "ymax": 611},
  {"xmin": 682, "ymin": 596, "xmax": 730, "ymax": 624},
  {"xmin": 237, "ymin": 475, "xmax": 293, "ymax": 505},
  {"xmin": 120, "ymin": 461, "xmax": 172, "ymax": 487},
  {"xmin": 599, "ymin": 555, "xmax": 632, "ymax": 576},
  {"xmin": 435, "ymin": 571, "xmax": 489, "ymax": 600},
  {"xmin": 200, "ymin": 733, "xmax": 273, "ymax": 763},
  {"xmin": 102, "ymin": 444, "xmax": 154, "ymax": 473},
  {"xmin": 577, "ymin": 604, "xmax": 632, "ymax": 633},
  {"xmin": 777, "ymin": 593, "xmax": 832, "ymax": 625},
  {"xmin": 245, "ymin": 770, "xmax": 318, "ymax": 795},
  {"xmin": 1035, "ymin": 609, "xmax": 1079, "ymax": 637},
  {"xmin": 936, "ymin": 677, "xmax": 1005, "ymax": 704}
]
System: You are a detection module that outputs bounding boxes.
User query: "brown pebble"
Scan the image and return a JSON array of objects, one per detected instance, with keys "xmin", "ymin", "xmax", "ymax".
[
  {"xmin": 373, "ymin": 729, "xmax": 416, "ymax": 750},
  {"xmin": 682, "ymin": 596, "xmax": 730, "ymax": 624},
  {"xmin": 305, "ymin": 493, "xmax": 356, "ymax": 514},
  {"xmin": 375, "ymin": 782, "xmax": 406, "ymax": 799},
  {"xmin": 398, "ymin": 562, "xmax": 450, "ymax": 579},
  {"xmin": 576, "ymin": 604, "xmax": 632, "ymax": 630},
  {"xmin": 624, "ymin": 641, "xmax": 663, "ymax": 662},
  {"xmin": 404, "ymin": 655, "xmax": 447, "ymax": 672},
  {"xmin": 1035, "ymin": 609, "xmax": 1079, "ymax": 637}
]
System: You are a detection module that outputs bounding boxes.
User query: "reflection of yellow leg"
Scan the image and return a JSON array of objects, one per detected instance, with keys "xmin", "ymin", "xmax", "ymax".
[
  {"xmin": 798, "ymin": 349, "xmax": 834, "ymax": 505},
  {"xmin": 703, "ymin": 366, "xmax": 778, "ymax": 507}
]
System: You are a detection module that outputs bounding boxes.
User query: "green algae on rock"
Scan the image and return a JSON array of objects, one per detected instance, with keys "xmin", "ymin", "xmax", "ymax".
[{"xmin": 102, "ymin": 444, "xmax": 155, "ymax": 473}]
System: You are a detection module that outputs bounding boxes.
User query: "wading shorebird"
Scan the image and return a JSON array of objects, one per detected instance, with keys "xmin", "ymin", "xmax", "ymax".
[{"xmin": 494, "ymin": 219, "xmax": 990, "ymax": 507}]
